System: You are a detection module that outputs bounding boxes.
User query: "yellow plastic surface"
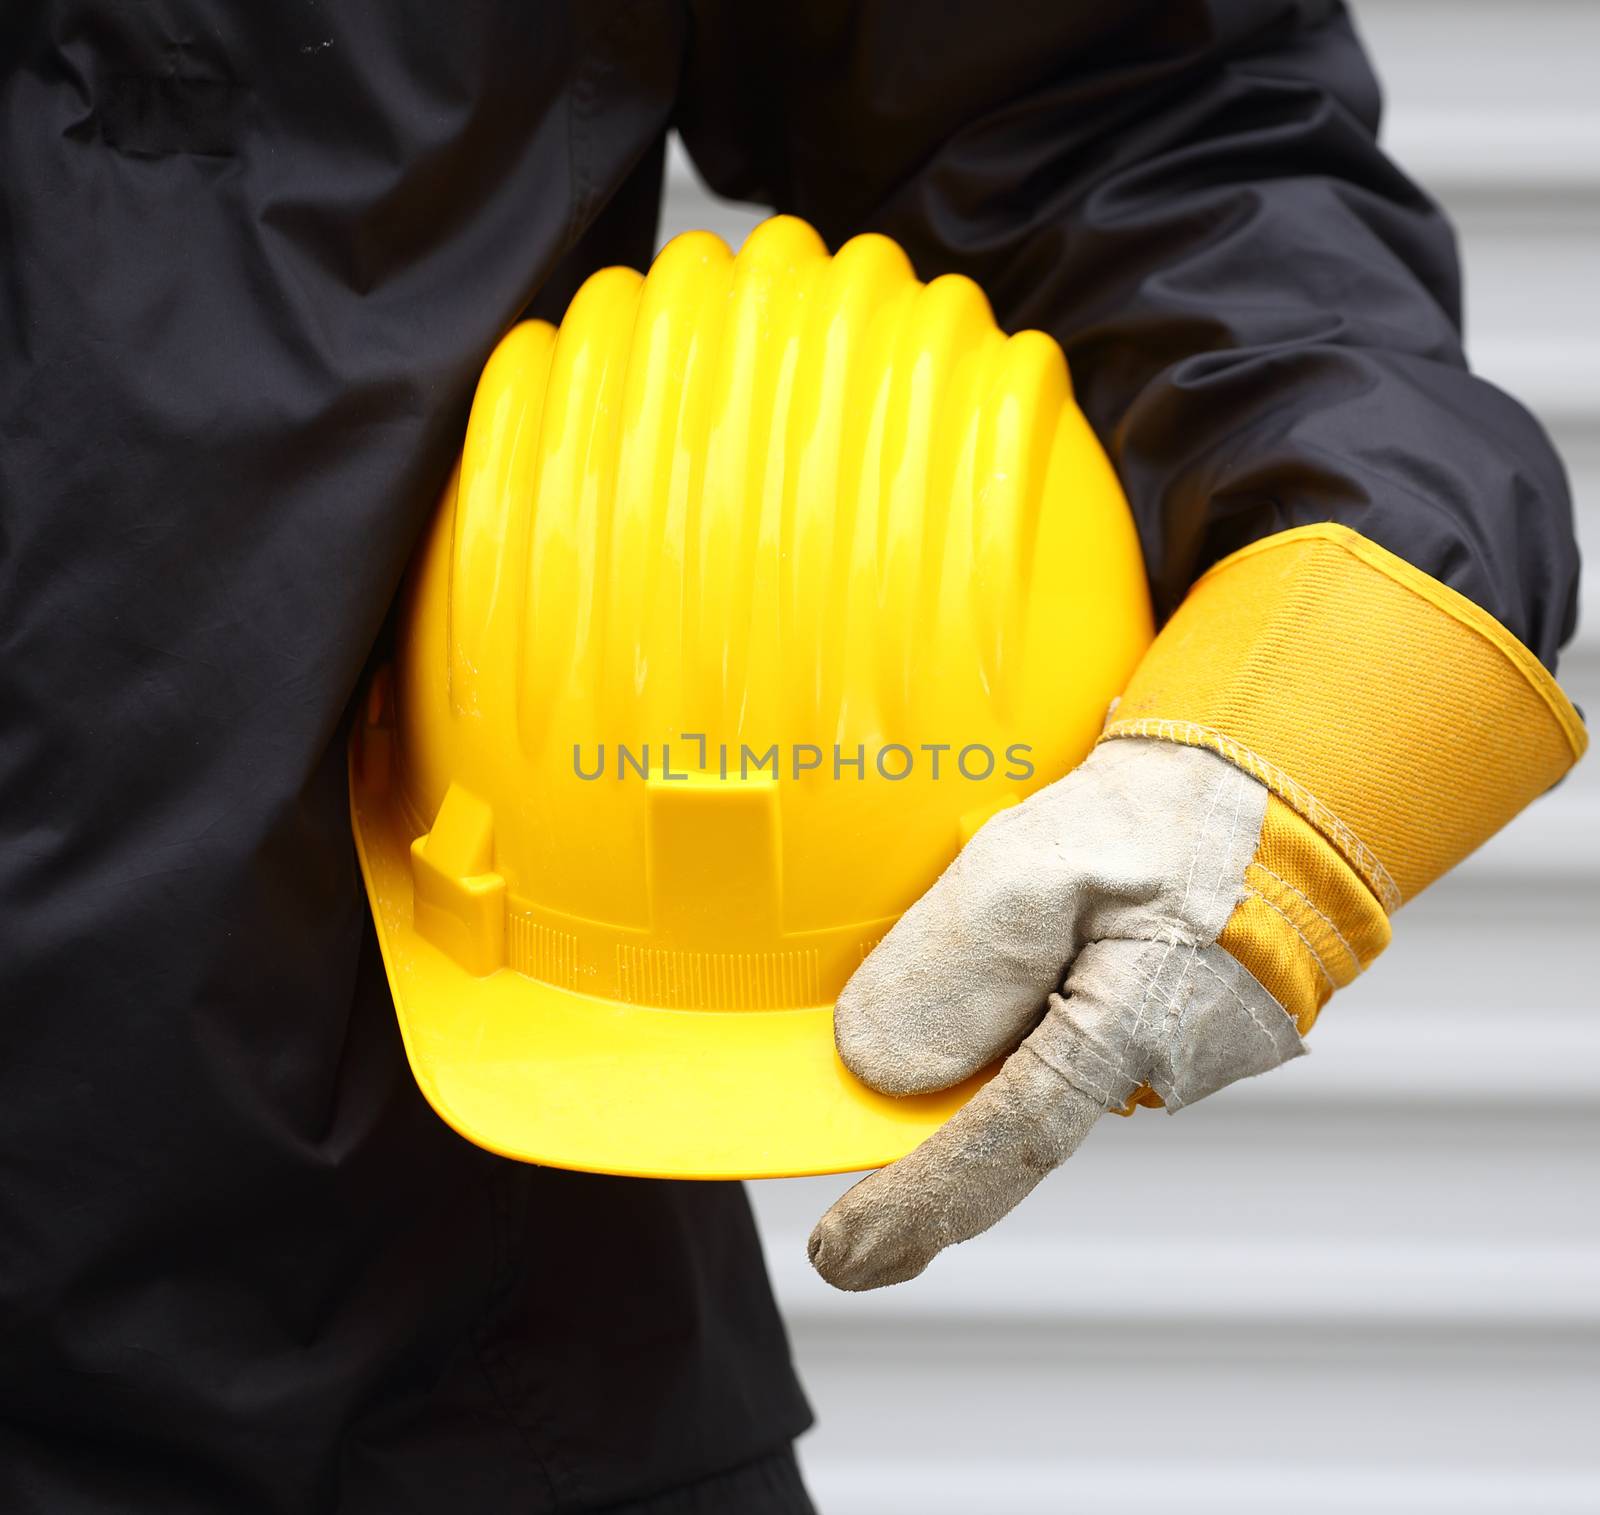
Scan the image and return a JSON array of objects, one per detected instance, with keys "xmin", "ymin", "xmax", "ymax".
[{"xmin": 350, "ymin": 216, "xmax": 1153, "ymax": 1178}]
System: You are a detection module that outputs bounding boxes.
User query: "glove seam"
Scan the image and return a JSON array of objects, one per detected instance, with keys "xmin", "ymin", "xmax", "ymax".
[
  {"xmin": 1188, "ymin": 950, "xmax": 1301, "ymax": 1057},
  {"xmin": 1180, "ymin": 754, "xmax": 1255, "ymax": 923},
  {"xmin": 1241, "ymin": 882, "xmax": 1338, "ymax": 990},
  {"xmin": 1022, "ymin": 1034, "xmax": 1118, "ymax": 1111},
  {"xmin": 1116, "ymin": 937, "xmax": 1192, "ymax": 1106},
  {"xmin": 1100, "ymin": 720, "xmax": 1402, "ymax": 914},
  {"xmin": 1131, "ymin": 937, "xmax": 1187, "ymax": 1076},
  {"xmin": 1246, "ymin": 860, "xmax": 1362, "ymax": 972}
]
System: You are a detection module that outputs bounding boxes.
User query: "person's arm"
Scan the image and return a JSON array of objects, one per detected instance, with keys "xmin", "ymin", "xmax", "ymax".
[
  {"xmin": 680, "ymin": 0, "xmax": 1578, "ymax": 661},
  {"xmin": 680, "ymin": 0, "xmax": 1586, "ymax": 1292}
]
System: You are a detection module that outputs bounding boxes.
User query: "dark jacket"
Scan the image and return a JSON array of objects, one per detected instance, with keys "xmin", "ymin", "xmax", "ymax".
[{"xmin": 0, "ymin": 3, "xmax": 1578, "ymax": 1512}]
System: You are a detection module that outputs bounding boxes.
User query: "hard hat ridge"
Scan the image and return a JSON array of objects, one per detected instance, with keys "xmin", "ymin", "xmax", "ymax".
[{"xmin": 351, "ymin": 214, "xmax": 1152, "ymax": 1177}]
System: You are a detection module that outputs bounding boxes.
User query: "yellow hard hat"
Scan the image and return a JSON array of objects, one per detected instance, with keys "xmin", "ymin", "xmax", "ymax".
[{"xmin": 350, "ymin": 216, "xmax": 1152, "ymax": 1179}]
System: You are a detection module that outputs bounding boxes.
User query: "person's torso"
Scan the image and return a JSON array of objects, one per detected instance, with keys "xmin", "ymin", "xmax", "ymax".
[{"xmin": 0, "ymin": 6, "xmax": 810, "ymax": 1512}]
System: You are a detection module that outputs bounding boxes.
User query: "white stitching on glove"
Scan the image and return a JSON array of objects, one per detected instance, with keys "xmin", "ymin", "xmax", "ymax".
[{"xmin": 809, "ymin": 738, "xmax": 1305, "ymax": 1291}]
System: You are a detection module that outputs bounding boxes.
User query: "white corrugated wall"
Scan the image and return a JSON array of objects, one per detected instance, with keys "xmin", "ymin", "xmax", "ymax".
[{"xmin": 656, "ymin": 5, "xmax": 1600, "ymax": 1507}]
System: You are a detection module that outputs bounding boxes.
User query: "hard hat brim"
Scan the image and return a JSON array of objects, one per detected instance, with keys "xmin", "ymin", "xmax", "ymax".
[{"xmin": 351, "ymin": 745, "xmax": 986, "ymax": 1180}]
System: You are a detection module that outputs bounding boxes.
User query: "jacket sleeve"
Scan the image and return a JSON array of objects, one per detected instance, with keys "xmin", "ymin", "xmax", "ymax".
[{"xmin": 678, "ymin": 0, "xmax": 1580, "ymax": 670}]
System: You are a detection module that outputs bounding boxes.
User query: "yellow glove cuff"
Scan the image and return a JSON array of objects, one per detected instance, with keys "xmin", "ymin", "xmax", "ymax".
[
  {"xmin": 1101, "ymin": 523, "xmax": 1586, "ymax": 1034},
  {"xmin": 1217, "ymin": 795, "xmax": 1389, "ymax": 1033},
  {"xmin": 1103, "ymin": 523, "xmax": 1586, "ymax": 910}
]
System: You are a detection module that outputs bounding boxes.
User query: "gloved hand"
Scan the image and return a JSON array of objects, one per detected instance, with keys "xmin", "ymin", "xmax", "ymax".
[
  {"xmin": 809, "ymin": 737, "xmax": 1302, "ymax": 1290},
  {"xmin": 810, "ymin": 525, "xmax": 1586, "ymax": 1291}
]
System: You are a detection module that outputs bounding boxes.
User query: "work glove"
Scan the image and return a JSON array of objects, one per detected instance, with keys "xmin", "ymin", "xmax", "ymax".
[{"xmin": 810, "ymin": 525, "xmax": 1586, "ymax": 1291}]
